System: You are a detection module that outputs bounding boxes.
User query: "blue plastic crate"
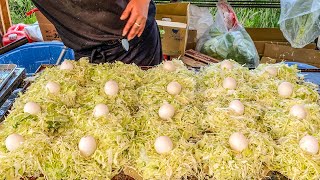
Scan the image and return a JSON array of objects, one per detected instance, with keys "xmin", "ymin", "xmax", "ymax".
[{"xmin": 0, "ymin": 42, "xmax": 74, "ymax": 75}]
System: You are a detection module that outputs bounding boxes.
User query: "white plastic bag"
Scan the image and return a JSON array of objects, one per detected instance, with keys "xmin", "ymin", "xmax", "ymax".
[
  {"xmin": 189, "ymin": 5, "xmax": 214, "ymax": 40},
  {"xmin": 24, "ymin": 22, "xmax": 44, "ymax": 42},
  {"xmin": 279, "ymin": 0, "xmax": 320, "ymax": 48},
  {"xmin": 196, "ymin": 1, "xmax": 259, "ymax": 68}
]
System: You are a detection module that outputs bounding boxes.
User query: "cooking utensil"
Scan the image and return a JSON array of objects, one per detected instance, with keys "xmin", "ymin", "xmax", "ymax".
[{"xmin": 121, "ymin": 38, "xmax": 130, "ymax": 51}]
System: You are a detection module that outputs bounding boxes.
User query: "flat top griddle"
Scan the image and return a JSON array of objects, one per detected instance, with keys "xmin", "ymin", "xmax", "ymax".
[
  {"xmin": 0, "ymin": 68, "xmax": 26, "ymax": 122},
  {"xmin": 0, "ymin": 64, "xmax": 17, "ymax": 91},
  {"xmin": 0, "ymin": 64, "xmax": 316, "ymax": 180}
]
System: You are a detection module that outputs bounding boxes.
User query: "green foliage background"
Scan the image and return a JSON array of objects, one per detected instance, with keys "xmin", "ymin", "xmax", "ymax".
[{"xmin": 9, "ymin": 0, "xmax": 36, "ymax": 24}]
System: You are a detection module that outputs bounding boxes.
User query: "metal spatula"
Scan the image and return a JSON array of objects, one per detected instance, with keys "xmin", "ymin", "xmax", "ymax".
[{"xmin": 121, "ymin": 38, "xmax": 130, "ymax": 51}]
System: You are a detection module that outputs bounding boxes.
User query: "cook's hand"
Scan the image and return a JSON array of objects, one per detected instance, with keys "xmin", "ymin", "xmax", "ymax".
[{"xmin": 120, "ymin": 0, "xmax": 150, "ymax": 41}]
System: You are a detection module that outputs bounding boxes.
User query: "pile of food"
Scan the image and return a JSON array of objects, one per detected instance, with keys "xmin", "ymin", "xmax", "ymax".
[{"xmin": 0, "ymin": 59, "xmax": 319, "ymax": 179}]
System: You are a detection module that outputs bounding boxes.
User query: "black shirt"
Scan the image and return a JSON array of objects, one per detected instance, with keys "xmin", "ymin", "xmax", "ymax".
[{"xmin": 32, "ymin": 0, "xmax": 162, "ymax": 66}]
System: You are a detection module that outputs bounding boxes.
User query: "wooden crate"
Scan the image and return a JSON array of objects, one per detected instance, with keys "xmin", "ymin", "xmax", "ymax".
[{"xmin": 181, "ymin": 49, "xmax": 220, "ymax": 68}]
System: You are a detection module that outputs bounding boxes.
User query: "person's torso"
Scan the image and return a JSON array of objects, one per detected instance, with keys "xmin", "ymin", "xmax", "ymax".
[{"xmin": 32, "ymin": 0, "xmax": 156, "ymax": 50}]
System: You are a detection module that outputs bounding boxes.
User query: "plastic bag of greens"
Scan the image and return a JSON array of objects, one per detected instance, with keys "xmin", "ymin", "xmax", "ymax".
[
  {"xmin": 196, "ymin": 1, "xmax": 259, "ymax": 68},
  {"xmin": 279, "ymin": 0, "xmax": 320, "ymax": 48}
]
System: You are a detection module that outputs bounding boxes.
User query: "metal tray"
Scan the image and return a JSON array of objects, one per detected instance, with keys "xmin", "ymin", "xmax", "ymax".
[
  {"xmin": 0, "ymin": 68, "xmax": 26, "ymax": 106},
  {"xmin": 0, "ymin": 68, "xmax": 27, "ymax": 122},
  {"xmin": 0, "ymin": 88, "xmax": 24, "ymax": 122},
  {"xmin": 0, "ymin": 64, "xmax": 17, "ymax": 91}
]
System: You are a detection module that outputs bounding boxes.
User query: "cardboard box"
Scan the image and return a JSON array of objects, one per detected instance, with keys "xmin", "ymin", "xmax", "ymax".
[
  {"xmin": 249, "ymin": 29, "xmax": 319, "ymax": 68},
  {"xmin": 186, "ymin": 29, "xmax": 197, "ymax": 50},
  {"xmin": 260, "ymin": 57, "xmax": 277, "ymax": 64},
  {"xmin": 246, "ymin": 28, "xmax": 287, "ymax": 42},
  {"xmin": 253, "ymin": 41, "xmax": 317, "ymax": 55},
  {"xmin": 263, "ymin": 44, "xmax": 320, "ymax": 68},
  {"xmin": 246, "ymin": 28, "xmax": 316, "ymax": 55},
  {"xmin": 35, "ymin": 11, "xmax": 61, "ymax": 41},
  {"xmin": 156, "ymin": 3, "xmax": 190, "ymax": 56}
]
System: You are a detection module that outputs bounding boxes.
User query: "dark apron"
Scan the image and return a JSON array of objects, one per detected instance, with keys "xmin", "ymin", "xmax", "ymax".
[
  {"xmin": 75, "ymin": 20, "xmax": 162, "ymax": 66},
  {"xmin": 32, "ymin": 0, "xmax": 162, "ymax": 66}
]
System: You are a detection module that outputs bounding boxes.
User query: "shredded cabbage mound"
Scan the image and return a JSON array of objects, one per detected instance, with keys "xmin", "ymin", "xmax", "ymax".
[
  {"xmin": 273, "ymin": 132, "xmax": 320, "ymax": 180},
  {"xmin": 0, "ymin": 59, "xmax": 319, "ymax": 179},
  {"xmin": 195, "ymin": 130, "xmax": 275, "ymax": 179},
  {"xmin": 137, "ymin": 66, "xmax": 196, "ymax": 106}
]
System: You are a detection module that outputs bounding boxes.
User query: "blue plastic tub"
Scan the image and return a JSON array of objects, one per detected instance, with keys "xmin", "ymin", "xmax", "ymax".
[
  {"xmin": 0, "ymin": 42, "xmax": 75, "ymax": 75},
  {"xmin": 284, "ymin": 62, "xmax": 318, "ymax": 69}
]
